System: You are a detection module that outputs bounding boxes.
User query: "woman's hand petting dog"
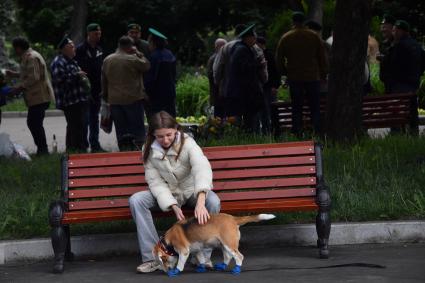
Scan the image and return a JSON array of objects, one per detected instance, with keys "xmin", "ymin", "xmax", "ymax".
[{"xmin": 195, "ymin": 192, "xmax": 210, "ymax": 225}]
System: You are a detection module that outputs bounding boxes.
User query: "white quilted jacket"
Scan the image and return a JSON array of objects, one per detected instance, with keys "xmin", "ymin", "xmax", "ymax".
[{"xmin": 145, "ymin": 133, "xmax": 213, "ymax": 211}]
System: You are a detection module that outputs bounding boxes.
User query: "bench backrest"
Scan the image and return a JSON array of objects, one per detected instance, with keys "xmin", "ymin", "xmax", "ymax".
[
  {"xmin": 63, "ymin": 141, "xmax": 320, "ymax": 212},
  {"xmin": 271, "ymin": 92, "xmax": 418, "ymax": 131}
]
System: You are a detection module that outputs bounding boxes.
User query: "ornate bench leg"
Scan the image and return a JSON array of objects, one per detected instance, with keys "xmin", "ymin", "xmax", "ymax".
[
  {"xmin": 315, "ymin": 178, "xmax": 331, "ymax": 259},
  {"xmin": 49, "ymin": 200, "xmax": 67, "ymax": 273},
  {"xmin": 64, "ymin": 225, "xmax": 74, "ymax": 261}
]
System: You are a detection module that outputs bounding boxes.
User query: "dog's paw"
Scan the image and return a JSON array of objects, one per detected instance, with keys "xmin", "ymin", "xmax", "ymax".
[
  {"xmin": 214, "ymin": 262, "xmax": 227, "ymax": 271},
  {"xmin": 231, "ymin": 265, "xmax": 241, "ymax": 275},
  {"xmin": 167, "ymin": 268, "xmax": 181, "ymax": 277},
  {"xmin": 196, "ymin": 264, "xmax": 207, "ymax": 273}
]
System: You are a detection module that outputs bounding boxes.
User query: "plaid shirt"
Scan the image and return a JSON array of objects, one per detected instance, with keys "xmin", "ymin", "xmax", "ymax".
[{"xmin": 50, "ymin": 54, "xmax": 88, "ymax": 109}]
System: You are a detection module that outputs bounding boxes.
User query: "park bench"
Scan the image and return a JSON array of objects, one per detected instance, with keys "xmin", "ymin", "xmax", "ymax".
[
  {"xmin": 271, "ymin": 92, "xmax": 419, "ymax": 136},
  {"xmin": 49, "ymin": 140, "xmax": 331, "ymax": 273}
]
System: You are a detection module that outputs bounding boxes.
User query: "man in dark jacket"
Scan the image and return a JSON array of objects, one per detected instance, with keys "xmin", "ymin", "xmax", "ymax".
[
  {"xmin": 377, "ymin": 14, "xmax": 395, "ymax": 93},
  {"xmin": 225, "ymin": 24, "xmax": 265, "ymax": 133},
  {"xmin": 256, "ymin": 36, "xmax": 281, "ymax": 134},
  {"xmin": 144, "ymin": 28, "xmax": 176, "ymax": 117},
  {"xmin": 275, "ymin": 12, "xmax": 328, "ymax": 136},
  {"xmin": 75, "ymin": 23, "xmax": 104, "ymax": 152},
  {"xmin": 387, "ymin": 20, "xmax": 423, "ymax": 93}
]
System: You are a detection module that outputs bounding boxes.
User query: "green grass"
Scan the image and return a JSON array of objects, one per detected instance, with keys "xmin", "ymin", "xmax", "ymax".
[
  {"xmin": 0, "ymin": 135, "xmax": 424, "ymax": 240},
  {"xmin": 1, "ymin": 98, "xmax": 55, "ymax": 111}
]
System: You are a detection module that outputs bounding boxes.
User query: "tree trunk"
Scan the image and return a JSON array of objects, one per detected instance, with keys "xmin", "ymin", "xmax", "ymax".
[
  {"xmin": 325, "ymin": 0, "xmax": 371, "ymax": 142},
  {"xmin": 306, "ymin": 0, "xmax": 324, "ymax": 26},
  {"xmin": 69, "ymin": 0, "xmax": 88, "ymax": 45}
]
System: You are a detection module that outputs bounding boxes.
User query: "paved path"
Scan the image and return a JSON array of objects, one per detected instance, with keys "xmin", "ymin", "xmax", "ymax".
[
  {"xmin": 0, "ymin": 115, "xmax": 424, "ymax": 154},
  {"xmin": 0, "ymin": 115, "xmax": 119, "ymax": 154},
  {"xmin": 1, "ymin": 243, "xmax": 424, "ymax": 282}
]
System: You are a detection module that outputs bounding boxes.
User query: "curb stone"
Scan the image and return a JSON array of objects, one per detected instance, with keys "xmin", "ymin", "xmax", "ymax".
[{"xmin": 0, "ymin": 221, "xmax": 424, "ymax": 264}]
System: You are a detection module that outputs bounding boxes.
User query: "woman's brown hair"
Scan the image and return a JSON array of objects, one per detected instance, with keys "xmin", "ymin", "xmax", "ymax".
[{"xmin": 143, "ymin": 111, "xmax": 185, "ymax": 163}]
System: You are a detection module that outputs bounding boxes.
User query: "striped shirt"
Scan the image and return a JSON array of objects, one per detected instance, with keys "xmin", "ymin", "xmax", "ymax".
[{"xmin": 50, "ymin": 54, "xmax": 88, "ymax": 109}]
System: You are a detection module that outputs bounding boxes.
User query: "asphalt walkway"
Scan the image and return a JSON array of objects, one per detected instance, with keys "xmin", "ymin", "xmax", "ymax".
[{"xmin": 1, "ymin": 243, "xmax": 424, "ymax": 283}]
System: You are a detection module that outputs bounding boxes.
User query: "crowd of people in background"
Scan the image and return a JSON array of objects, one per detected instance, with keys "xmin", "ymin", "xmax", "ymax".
[{"xmin": 0, "ymin": 11, "xmax": 424, "ymax": 154}]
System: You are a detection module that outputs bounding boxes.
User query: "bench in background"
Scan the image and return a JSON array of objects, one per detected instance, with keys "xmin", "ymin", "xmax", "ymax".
[{"xmin": 271, "ymin": 92, "xmax": 419, "ymax": 136}]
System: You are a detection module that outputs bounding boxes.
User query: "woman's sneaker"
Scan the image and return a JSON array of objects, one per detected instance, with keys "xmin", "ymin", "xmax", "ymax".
[{"xmin": 136, "ymin": 261, "xmax": 162, "ymax": 273}]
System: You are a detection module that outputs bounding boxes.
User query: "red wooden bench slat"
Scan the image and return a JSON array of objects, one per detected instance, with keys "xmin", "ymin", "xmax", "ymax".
[
  {"xmin": 68, "ymin": 186, "xmax": 147, "ymax": 199},
  {"xmin": 69, "ymin": 156, "xmax": 316, "ymax": 178},
  {"xmin": 69, "ymin": 175, "xmax": 146, "ymax": 188},
  {"xmin": 213, "ymin": 166, "xmax": 315, "ymax": 180},
  {"xmin": 70, "ymin": 165, "xmax": 145, "ymax": 177},
  {"xmin": 62, "ymin": 197, "xmax": 317, "ymax": 224},
  {"xmin": 68, "ymin": 184, "xmax": 317, "ymax": 210},
  {"xmin": 68, "ymin": 141, "xmax": 316, "ymax": 168},
  {"xmin": 68, "ymin": 176, "xmax": 316, "ymax": 199},
  {"xmin": 69, "ymin": 155, "xmax": 143, "ymax": 168},
  {"xmin": 218, "ymin": 188, "xmax": 316, "ymax": 201},
  {"xmin": 69, "ymin": 166, "xmax": 316, "ymax": 188},
  {"xmin": 205, "ymin": 146, "xmax": 314, "ymax": 160}
]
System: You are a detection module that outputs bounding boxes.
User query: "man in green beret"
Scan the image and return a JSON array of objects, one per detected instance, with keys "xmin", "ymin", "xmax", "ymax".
[
  {"xmin": 127, "ymin": 23, "xmax": 150, "ymax": 56},
  {"xmin": 75, "ymin": 23, "xmax": 105, "ymax": 152},
  {"xmin": 102, "ymin": 36, "xmax": 150, "ymax": 150},
  {"xmin": 377, "ymin": 14, "xmax": 395, "ymax": 92},
  {"xmin": 51, "ymin": 36, "xmax": 90, "ymax": 153}
]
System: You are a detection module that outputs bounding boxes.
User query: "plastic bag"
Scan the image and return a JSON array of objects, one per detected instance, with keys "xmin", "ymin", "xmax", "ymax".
[
  {"xmin": 0, "ymin": 133, "xmax": 14, "ymax": 157},
  {"xmin": 0, "ymin": 133, "xmax": 32, "ymax": 161},
  {"xmin": 100, "ymin": 99, "xmax": 113, "ymax": 134}
]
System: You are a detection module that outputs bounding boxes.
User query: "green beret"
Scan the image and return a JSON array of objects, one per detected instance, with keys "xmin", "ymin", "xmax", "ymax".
[
  {"xmin": 148, "ymin": 28, "xmax": 167, "ymax": 40},
  {"xmin": 128, "ymin": 23, "xmax": 141, "ymax": 32},
  {"xmin": 57, "ymin": 36, "xmax": 72, "ymax": 49},
  {"xmin": 292, "ymin": 11, "xmax": 305, "ymax": 23},
  {"xmin": 238, "ymin": 23, "xmax": 256, "ymax": 38},
  {"xmin": 86, "ymin": 23, "xmax": 101, "ymax": 32},
  {"xmin": 381, "ymin": 14, "xmax": 396, "ymax": 25},
  {"xmin": 394, "ymin": 20, "xmax": 410, "ymax": 32}
]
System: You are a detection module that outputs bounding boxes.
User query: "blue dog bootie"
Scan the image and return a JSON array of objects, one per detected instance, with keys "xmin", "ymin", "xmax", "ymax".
[
  {"xmin": 167, "ymin": 267, "xmax": 181, "ymax": 277},
  {"xmin": 231, "ymin": 265, "xmax": 241, "ymax": 275},
  {"xmin": 214, "ymin": 262, "xmax": 228, "ymax": 271},
  {"xmin": 196, "ymin": 264, "xmax": 207, "ymax": 273}
]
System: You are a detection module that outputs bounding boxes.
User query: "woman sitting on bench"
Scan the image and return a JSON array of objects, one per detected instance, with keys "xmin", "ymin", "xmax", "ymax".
[{"xmin": 129, "ymin": 111, "xmax": 221, "ymax": 273}]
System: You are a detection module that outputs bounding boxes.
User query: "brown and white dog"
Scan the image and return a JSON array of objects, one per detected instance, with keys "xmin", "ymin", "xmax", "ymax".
[{"xmin": 152, "ymin": 213, "xmax": 276, "ymax": 276}]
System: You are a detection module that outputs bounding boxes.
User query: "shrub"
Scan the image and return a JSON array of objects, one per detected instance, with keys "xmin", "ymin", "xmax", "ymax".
[{"xmin": 176, "ymin": 74, "xmax": 210, "ymax": 117}]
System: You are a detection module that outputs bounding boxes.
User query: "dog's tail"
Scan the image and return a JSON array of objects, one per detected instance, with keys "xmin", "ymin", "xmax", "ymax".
[{"xmin": 235, "ymin": 214, "xmax": 276, "ymax": 226}]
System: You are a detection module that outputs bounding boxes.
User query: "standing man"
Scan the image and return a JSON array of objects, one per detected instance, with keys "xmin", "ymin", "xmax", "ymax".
[
  {"xmin": 102, "ymin": 36, "xmax": 150, "ymax": 150},
  {"xmin": 75, "ymin": 23, "xmax": 105, "ymax": 152},
  {"xmin": 256, "ymin": 36, "xmax": 281, "ymax": 135},
  {"xmin": 207, "ymin": 38, "xmax": 227, "ymax": 118},
  {"xmin": 387, "ymin": 20, "xmax": 423, "ymax": 93},
  {"xmin": 377, "ymin": 14, "xmax": 395, "ymax": 93},
  {"xmin": 226, "ymin": 24, "xmax": 265, "ymax": 132},
  {"xmin": 144, "ymin": 28, "xmax": 177, "ymax": 117},
  {"xmin": 6, "ymin": 37, "xmax": 54, "ymax": 155},
  {"xmin": 51, "ymin": 36, "xmax": 90, "ymax": 152},
  {"xmin": 275, "ymin": 11, "xmax": 328, "ymax": 136},
  {"xmin": 127, "ymin": 23, "xmax": 150, "ymax": 56}
]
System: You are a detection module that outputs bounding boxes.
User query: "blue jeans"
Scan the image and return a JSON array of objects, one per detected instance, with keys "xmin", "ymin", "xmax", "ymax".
[
  {"xmin": 288, "ymin": 81, "xmax": 321, "ymax": 135},
  {"xmin": 110, "ymin": 100, "xmax": 146, "ymax": 151}
]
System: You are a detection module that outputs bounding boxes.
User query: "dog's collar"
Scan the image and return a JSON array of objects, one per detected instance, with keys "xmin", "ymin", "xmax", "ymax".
[{"xmin": 159, "ymin": 236, "xmax": 178, "ymax": 256}]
